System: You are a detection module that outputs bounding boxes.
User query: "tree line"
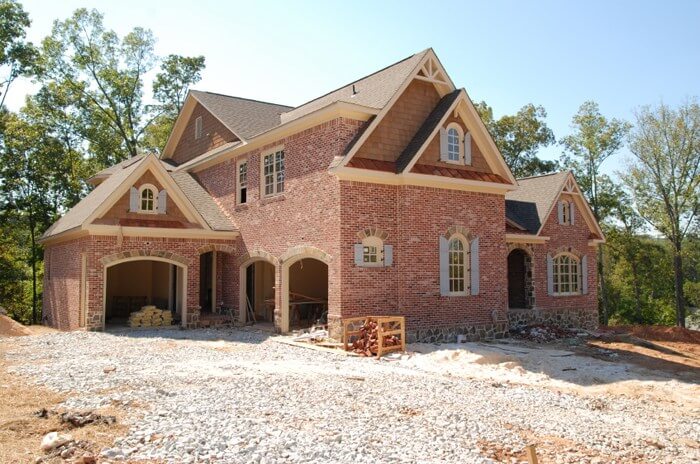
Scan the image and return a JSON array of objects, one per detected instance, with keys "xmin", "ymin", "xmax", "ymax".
[{"xmin": 1, "ymin": 1, "xmax": 698, "ymax": 327}]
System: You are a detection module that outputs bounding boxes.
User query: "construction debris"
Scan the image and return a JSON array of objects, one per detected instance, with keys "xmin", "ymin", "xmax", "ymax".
[
  {"xmin": 60, "ymin": 411, "xmax": 116, "ymax": 428},
  {"xmin": 511, "ymin": 324, "xmax": 578, "ymax": 343},
  {"xmin": 128, "ymin": 306, "xmax": 173, "ymax": 328},
  {"xmin": 40, "ymin": 431, "xmax": 72, "ymax": 452},
  {"xmin": 344, "ymin": 316, "xmax": 405, "ymax": 357}
]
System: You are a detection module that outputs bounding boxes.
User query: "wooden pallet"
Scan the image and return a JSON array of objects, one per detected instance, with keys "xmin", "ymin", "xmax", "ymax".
[{"xmin": 342, "ymin": 316, "xmax": 406, "ymax": 358}]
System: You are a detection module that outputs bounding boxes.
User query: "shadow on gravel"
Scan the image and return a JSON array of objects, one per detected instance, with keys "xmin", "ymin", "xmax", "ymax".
[{"xmin": 103, "ymin": 326, "xmax": 274, "ymax": 346}]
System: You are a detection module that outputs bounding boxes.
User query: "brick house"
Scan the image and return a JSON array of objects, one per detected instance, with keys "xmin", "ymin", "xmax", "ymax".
[{"xmin": 41, "ymin": 49, "xmax": 603, "ymax": 341}]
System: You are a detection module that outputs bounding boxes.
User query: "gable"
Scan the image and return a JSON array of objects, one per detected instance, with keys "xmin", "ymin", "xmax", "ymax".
[
  {"xmin": 411, "ymin": 114, "xmax": 493, "ymax": 174},
  {"xmin": 92, "ymin": 170, "xmax": 199, "ymax": 229},
  {"xmin": 354, "ymin": 79, "xmax": 442, "ymax": 163},
  {"xmin": 171, "ymin": 102, "xmax": 239, "ymax": 165}
]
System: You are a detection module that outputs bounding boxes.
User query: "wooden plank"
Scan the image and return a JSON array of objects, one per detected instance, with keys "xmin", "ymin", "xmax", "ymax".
[{"xmin": 525, "ymin": 445, "xmax": 538, "ymax": 464}]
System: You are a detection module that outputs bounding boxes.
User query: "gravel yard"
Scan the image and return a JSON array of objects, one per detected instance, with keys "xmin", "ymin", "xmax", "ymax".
[{"xmin": 2, "ymin": 328, "xmax": 699, "ymax": 463}]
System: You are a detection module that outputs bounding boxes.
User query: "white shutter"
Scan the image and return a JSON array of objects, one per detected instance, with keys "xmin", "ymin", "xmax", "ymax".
[
  {"xmin": 569, "ymin": 201, "xmax": 575, "ymax": 225},
  {"xmin": 439, "ymin": 127, "xmax": 448, "ymax": 161},
  {"xmin": 383, "ymin": 245, "xmax": 393, "ymax": 267},
  {"xmin": 547, "ymin": 254, "xmax": 554, "ymax": 295},
  {"xmin": 464, "ymin": 132, "xmax": 472, "ymax": 165},
  {"xmin": 354, "ymin": 244, "xmax": 364, "ymax": 266},
  {"xmin": 470, "ymin": 237, "xmax": 479, "ymax": 295},
  {"xmin": 129, "ymin": 187, "xmax": 139, "ymax": 212},
  {"xmin": 581, "ymin": 255, "xmax": 588, "ymax": 294},
  {"xmin": 439, "ymin": 236, "xmax": 449, "ymax": 296},
  {"xmin": 157, "ymin": 190, "xmax": 167, "ymax": 214},
  {"xmin": 557, "ymin": 201, "xmax": 564, "ymax": 224}
]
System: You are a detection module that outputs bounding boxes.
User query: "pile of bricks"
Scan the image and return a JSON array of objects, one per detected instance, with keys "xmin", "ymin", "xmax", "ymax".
[
  {"xmin": 128, "ymin": 306, "xmax": 173, "ymax": 328},
  {"xmin": 351, "ymin": 318, "xmax": 401, "ymax": 357}
]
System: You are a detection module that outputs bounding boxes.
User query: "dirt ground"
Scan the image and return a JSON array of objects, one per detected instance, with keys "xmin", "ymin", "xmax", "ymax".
[
  {"xmin": 0, "ymin": 315, "xmax": 58, "ymax": 337},
  {"xmin": 0, "ymin": 342, "xmax": 129, "ymax": 463}
]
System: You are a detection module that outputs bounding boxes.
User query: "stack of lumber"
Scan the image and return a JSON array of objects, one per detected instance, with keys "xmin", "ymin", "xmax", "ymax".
[
  {"xmin": 128, "ymin": 306, "xmax": 173, "ymax": 328},
  {"xmin": 350, "ymin": 318, "xmax": 401, "ymax": 357}
]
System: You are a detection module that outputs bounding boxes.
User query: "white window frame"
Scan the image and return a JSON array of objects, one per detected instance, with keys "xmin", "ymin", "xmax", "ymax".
[
  {"xmin": 194, "ymin": 116, "xmax": 203, "ymax": 140},
  {"xmin": 552, "ymin": 253, "xmax": 581, "ymax": 296},
  {"xmin": 362, "ymin": 236, "xmax": 384, "ymax": 267},
  {"xmin": 442, "ymin": 123, "xmax": 464, "ymax": 164},
  {"xmin": 237, "ymin": 158, "xmax": 248, "ymax": 205},
  {"xmin": 261, "ymin": 148, "xmax": 285, "ymax": 198},
  {"xmin": 447, "ymin": 234, "xmax": 470, "ymax": 296},
  {"xmin": 138, "ymin": 184, "xmax": 158, "ymax": 214}
]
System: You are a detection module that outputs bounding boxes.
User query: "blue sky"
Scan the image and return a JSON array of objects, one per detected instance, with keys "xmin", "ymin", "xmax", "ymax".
[{"xmin": 7, "ymin": 0, "xmax": 700, "ymax": 174}]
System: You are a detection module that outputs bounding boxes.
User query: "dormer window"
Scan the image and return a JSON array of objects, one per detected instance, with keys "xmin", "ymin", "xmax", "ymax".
[
  {"xmin": 194, "ymin": 116, "xmax": 203, "ymax": 140},
  {"xmin": 440, "ymin": 123, "xmax": 471, "ymax": 165},
  {"xmin": 139, "ymin": 184, "xmax": 157, "ymax": 213}
]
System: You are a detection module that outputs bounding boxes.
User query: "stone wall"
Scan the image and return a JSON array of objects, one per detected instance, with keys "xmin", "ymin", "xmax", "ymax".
[{"xmin": 507, "ymin": 307, "xmax": 598, "ymax": 331}]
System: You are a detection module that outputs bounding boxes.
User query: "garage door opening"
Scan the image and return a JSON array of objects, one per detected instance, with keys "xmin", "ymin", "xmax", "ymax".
[
  {"xmin": 105, "ymin": 259, "xmax": 184, "ymax": 327},
  {"xmin": 288, "ymin": 258, "xmax": 328, "ymax": 330},
  {"xmin": 245, "ymin": 261, "xmax": 275, "ymax": 324}
]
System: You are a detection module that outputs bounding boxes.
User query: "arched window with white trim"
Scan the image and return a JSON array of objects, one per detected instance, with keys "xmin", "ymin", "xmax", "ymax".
[
  {"xmin": 440, "ymin": 123, "xmax": 465, "ymax": 164},
  {"xmin": 353, "ymin": 234, "xmax": 393, "ymax": 268},
  {"xmin": 439, "ymin": 231, "xmax": 480, "ymax": 296},
  {"xmin": 552, "ymin": 253, "xmax": 581, "ymax": 295},
  {"xmin": 139, "ymin": 184, "xmax": 157, "ymax": 213}
]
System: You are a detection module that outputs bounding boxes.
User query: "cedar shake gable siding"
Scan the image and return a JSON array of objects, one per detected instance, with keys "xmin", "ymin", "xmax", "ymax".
[{"xmin": 171, "ymin": 102, "xmax": 239, "ymax": 165}]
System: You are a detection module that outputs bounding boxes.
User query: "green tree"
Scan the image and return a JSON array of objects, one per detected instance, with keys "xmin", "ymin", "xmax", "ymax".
[
  {"xmin": 560, "ymin": 101, "xmax": 631, "ymax": 324},
  {"xmin": 0, "ymin": 0, "xmax": 37, "ymax": 108},
  {"xmin": 143, "ymin": 54, "xmax": 205, "ymax": 153},
  {"xmin": 623, "ymin": 100, "xmax": 700, "ymax": 327},
  {"xmin": 475, "ymin": 102, "xmax": 557, "ymax": 178}
]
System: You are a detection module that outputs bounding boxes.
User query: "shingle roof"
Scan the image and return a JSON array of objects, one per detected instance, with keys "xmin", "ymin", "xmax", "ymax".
[
  {"xmin": 280, "ymin": 50, "xmax": 430, "ymax": 125},
  {"xmin": 505, "ymin": 171, "xmax": 569, "ymax": 234},
  {"xmin": 395, "ymin": 89, "xmax": 462, "ymax": 172},
  {"xmin": 87, "ymin": 154, "xmax": 147, "ymax": 182},
  {"xmin": 190, "ymin": 90, "xmax": 293, "ymax": 140},
  {"xmin": 170, "ymin": 171, "xmax": 235, "ymax": 231},
  {"xmin": 42, "ymin": 156, "xmax": 149, "ymax": 238}
]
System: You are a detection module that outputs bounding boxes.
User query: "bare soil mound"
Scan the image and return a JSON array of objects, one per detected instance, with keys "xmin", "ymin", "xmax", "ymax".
[
  {"xmin": 602, "ymin": 325, "xmax": 700, "ymax": 344},
  {"xmin": 0, "ymin": 315, "xmax": 31, "ymax": 337}
]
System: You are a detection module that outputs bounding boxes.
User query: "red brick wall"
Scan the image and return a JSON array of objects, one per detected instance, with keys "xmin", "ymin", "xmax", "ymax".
[
  {"xmin": 534, "ymin": 192, "xmax": 598, "ymax": 311},
  {"xmin": 355, "ymin": 79, "xmax": 441, "ymax": 162},
  {"xmin": 171, "ymin": 102, "xmax": 238, "ymax": 165},
  {"xmin": 43, "ymin": 238, "xmax": 86, "ymax": 330},
  {"xmin": 339, "ymin": 181, "xmax": 508, "ymax": 331},
  {"xmin": 195, "ymin": 117, "xmax": 366, "ymax": 320}
]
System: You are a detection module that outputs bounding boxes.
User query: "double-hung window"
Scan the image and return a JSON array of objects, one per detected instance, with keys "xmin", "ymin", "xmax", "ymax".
[
  {"xmin": 263, "ymin": 150, "xmax": 285, "ymax": 197},
  {"xmin": 238, "ymin": 160, "xmax": 248, "ymax": 204}
]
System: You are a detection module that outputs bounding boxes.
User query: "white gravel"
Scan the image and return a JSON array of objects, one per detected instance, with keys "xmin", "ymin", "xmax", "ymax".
[{"xmin": 2, "ymin": 328, "xmax": 699, "ymax": 463}]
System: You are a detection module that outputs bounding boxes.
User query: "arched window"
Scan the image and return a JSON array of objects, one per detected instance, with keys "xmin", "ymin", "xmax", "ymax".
[
  {"xmin": 553, "ymin": 253, "xmax": 580, "ymax": 295},
  {"xmin": 448, "ymin": 236, "xmax": 468, "ymax": 294},
  {"xmin": 441, "ymin": 123, "xmax": 464, "ymax": 163},
  {"xmin": 139, "ymin": 184, "xmax": 157, "ymax": 213},
  {"xmin": 447, "ymin": 127, "xmax": 461, "ymax": 161}
]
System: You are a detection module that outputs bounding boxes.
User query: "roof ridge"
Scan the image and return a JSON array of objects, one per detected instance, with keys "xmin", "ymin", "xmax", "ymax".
[
  {"xmin": 289, "ymin": 49, "xmax": 430, "ymax": 112},
  {"xmin": 517, "ymin": 170, "xmax": 568, "ymax": 181},
  {"xmin": 190, "ymin": 89, "xmax": 293, "ymax": 109}
]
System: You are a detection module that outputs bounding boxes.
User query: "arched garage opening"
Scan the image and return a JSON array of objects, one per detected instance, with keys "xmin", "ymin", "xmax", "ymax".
[
  {"xmin": 104, "ymin": 257, "xmax": 186, "ymax": 328},
  {"xmin": 281, "ymin": 247, "xmax": 331, "ymax": 333},
  {"xmin": 244, "ymin": 260, "xmax": 276, "ymax": 324}
]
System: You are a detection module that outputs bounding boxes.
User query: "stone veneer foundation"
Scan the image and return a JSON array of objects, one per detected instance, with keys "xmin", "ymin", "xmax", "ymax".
[{"xmin": 507, "ymin": 307, "xmax": 598, "ymax": 331}]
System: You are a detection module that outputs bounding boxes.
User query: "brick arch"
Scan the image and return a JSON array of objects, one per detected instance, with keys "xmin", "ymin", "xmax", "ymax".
[
  {"xmin": 100, "ymin": 250, "xmax": 190, "ymax": 266},
  {"xmin": 280, "ymin": 245, "xmax": 332, "ymax": 264},
  {"xmin": 507, "ymin": 243, "xmax": 534, "ymax": 257},
  {"xmin": 197, "ymin": 244, "xmax": 235, "ymax": 255},
  {"xmin": 551, "ymin": 246, "xmax": 583, "ymax": 258},
  {"xmin": 356, "ymin": 227, "xmax": 389, "ymax": 241},
  {"xmin": 237, "ymin": 248, "xmax": 279, "ymax": 267},
  {"xmin": 444, "ymin": 225, "xmax": 473, "ymax": 242}
]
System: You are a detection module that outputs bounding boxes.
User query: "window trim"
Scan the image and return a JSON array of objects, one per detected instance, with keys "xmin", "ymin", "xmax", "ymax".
[
  {"xmin": 447, "ymin": 233, "xmax": 470, "ymax": 296},
  {"xmin": 442, "ymin": 122, "xmax": 464, "ymax": 165},
  {"xmin": 138, "ymin": 184, "xmax": 158, "ymax": 214},
  {"xmin": 260, "ymin": 147, "xmax": 285, "ymax": 198},
  {"xmin": 194, "ymin": 116, "xmax": 203, "ymax": 140},
  {"xmin": 552, "ymin": 252, "xmax": 581, "ymax": 296},
  {"xmin": 237, "ymin": 158, "xmax": 248, "ymax": 205},
  {"xmin": 361, "ymin": 236, "xmax": 384, "ymax": 267}
]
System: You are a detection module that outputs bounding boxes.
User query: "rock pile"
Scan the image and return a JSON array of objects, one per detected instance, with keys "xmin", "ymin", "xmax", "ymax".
[{"xmin": 128, "ymin": 306, "xmax": 173, "ymax": 328}]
